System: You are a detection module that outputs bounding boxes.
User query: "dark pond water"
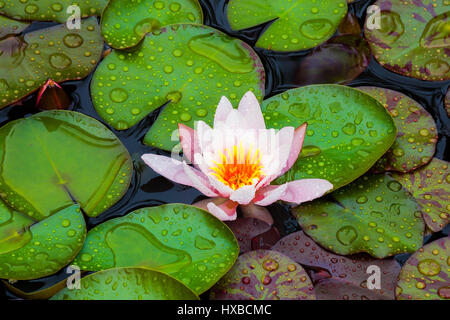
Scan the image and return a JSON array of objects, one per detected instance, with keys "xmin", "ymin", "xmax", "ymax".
[{"xmin": 1, "ymin": 0, "xmax": 449, "ymax": 299}]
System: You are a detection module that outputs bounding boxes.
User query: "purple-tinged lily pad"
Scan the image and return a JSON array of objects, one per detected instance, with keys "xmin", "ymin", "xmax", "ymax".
[
  {"xmin": 210, "ymin": 250, "xmax": 315, "ymax": 300},
  {"xmin": 396, "ymin": 236, "xmax": 450, "ymax": 300},
  {"xmin": 295, "ymin": 35, "xmax": 371, "ymax": 86},
  {"xmin": 225, "ymin": 218, "xmax": 280, "ymax": 253},
  {"xmin": 358, "ymin": 86, "xmax": 437, "ymax": 173},
  {"xmin": 0, "ymin": 0, "xmax": 107, "ymax": 23},
  {"xmin": 227, "ymin": 0, "xmax": 348, "ymax": 51},
  {"xmin": 101, "ymin": 0, "xmax": 203, "ymax": 49},
  {"xmin": 0, "ymin": 15, "xmax": 29, "ymax": 38},
  {"xmin": 364, "ymin": 0, "xmax": 450, "ymax": 81},
  {"xmin": 0, "ymin": 17, "xmax": 103, "ymax": 109},
  {"xmin": 272, "ymin": 231, "xmax": 401, "ymax": 300},
  {"xmin": 294, "ymin": 173, "xmax": 425, "ymax": 258},
  {"xmin": 392, "ymin": 158, "xmax": 449, "ymax": 232}
]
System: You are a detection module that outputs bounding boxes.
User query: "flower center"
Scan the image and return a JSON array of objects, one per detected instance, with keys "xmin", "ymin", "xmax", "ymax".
[{"xmin": 210, "ymin": 144, "xmax": 263, "ymax": 190}]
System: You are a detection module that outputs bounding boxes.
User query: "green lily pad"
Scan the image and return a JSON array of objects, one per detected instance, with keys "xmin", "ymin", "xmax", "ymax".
[
  {"xmin": 0, "ymin": 15, "xmax": 29, "ymax": 38},
  {"xmin": 227, "ymin": 0, "xmax": 348, "ymax": 51},
  {"xmin": 0, "ymin": 110, "xmax": 132, "ymax": 219},
  {"xmin": 51, "ymin": 267, "xmax": 199, "ymax": 300},
  {"xmin": 101, "ymin": 0, "xmax": 203, "ymax": 49},
  {"xmin": 0, "ymin": 0, "xmax": 107, "ymax": 23},
  {"xmin": 358, "ymin": 86, "xmax": 437, "ymax": 173},
  {"xmin": 272, "ymin": 231, "xmax": 401, "ymax": 300},
  {"xmin": 445, "ymin": 87, "xmax": 450, "ymax": 117},
  {"xmin": 210, "ymin": 250, "xmax": 315, "ymax": 300},
  {"xmin": 91, "ymin": 24, "xmax": 265, "ymax": 150},
  {"xmin": 364, "ymin": 0, "xmax": 450, "ymax": 81},
  {"xmin": 0, "ymin": 17, "xmax": 103, "ymax": 109},
  {"xmin": 392, "ymin": 158, "xmax": 449, "ymax": 232},
  {"xmin": 293, "ymin": 173, "xmax": 425, "ymax": 258},
  {"xmin": 0, "ymin": 204, "xmax": 86, "ymax": 280},
  {"xmin": 396, "ymin": 236, "xmax": 450, "ymax": 300},
  {"xmin": 73, "ymin": 204, "xmax": 239, "ymax": 294},
  {"xmin": 261, "ymin": 85, "xmax": 397, "ymax": 191}
]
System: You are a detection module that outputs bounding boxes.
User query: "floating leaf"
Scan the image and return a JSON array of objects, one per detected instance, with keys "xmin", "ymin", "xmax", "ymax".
[
  {"xmin": 225, "ymin": 218, "xmax": 280, "ymax": 253},
  {"xmin": 0, "ymin": 17, "xmax": 103, "ymax": 109},
  {"xmin": 364, "ymin": 0, "xmax": 450, "ymax": 81},
  {"xmin": 101, "ymin": 0, "xmax": 203, "ymax": 49},
  {"xmin": 294, "ymin": 35, "xmax": 371, "ymax": 86},
  {"xmin": 0, "ymin": 14, "xmax": 29, "ymax": 37},
  {"xmin": 337, "ymin": 12, "xmax": 361, "ymax": 35},
  {"xmin": 0, "ymin": 204, "xmax": 86, "ymax": 280},
  {"xmin": 227, "ymin": 0, "xmax": 348, "ymax": 51},
  {"xmin": 358, "ymin": 86, "xmax": 437, "ymax": 173},
  {"xmin": 261, "ymin": 85, "xmax": 397, "ymax": 191},
  {"xmin": 0, "ymin": 0, "xmax": 107, "ymax": 23},
  {"xmin": 73, "ymin": 204, "xmax": 239, "ymax": 294},
  {"xmin": 396, "ymin": 236, "xmax": 450, "ymax": 300},
  {"xmin": 90, "ymin": 24, "xmax": 265, "ymax": 149},
  {"xmin": 51, "ymin": 267, "xmax": 199, "ymax": 300},
  {"xmin": 210, "ymin": 249, "xmax": 315, "ymax": 300},
  {"xmin": 272, "ymin": 231, "xmax": 401, "ymax": 300},
  {"xmin": 293, "ymin": 173, "xmax": 425, "ymax": 258},
  {"xmin": 0, "ymin": 110, "xmax": 132, "ymax": 219},
  {"xmin": 392, "ymin": 158, "xmax": 449, "ymax": 232},
  {"xmin": 446, "ymin": 87, "xmax": 450, "ymax": 117}
]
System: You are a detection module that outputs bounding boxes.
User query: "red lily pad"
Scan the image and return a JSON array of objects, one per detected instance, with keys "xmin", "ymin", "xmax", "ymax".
[
  {"xmin": 225, "ymin": 218, "xmax": 280, "ymax": 253},
  {"xmin": 295, "ymin": 35, "xmax": 371, "ymax": 86},
  {"xmin": 364, "ymin": 0, "xmax": 450, "ymax": 81},
  {"xmin": 392, "ymin": 158, "xmax": 449, "ymax": 232},
  {"xmin": 272, "ymin": 231, "xmax": 401, "ymax": 300},
  {"xmin": 358, "ymin": 86, "xmax": 437, "ymax": 173},
  {"xmin": 210, "ymin": 250, "xmax": 315, "ymax": 300},
  {"xmin": 396, "ymin": 236, "xmax": 450, "ymax": 300}
]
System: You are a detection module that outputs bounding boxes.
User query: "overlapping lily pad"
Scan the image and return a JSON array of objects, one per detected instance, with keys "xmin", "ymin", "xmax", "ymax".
[
  {"xmin": 272, "ymin": 231, "xmax": 401, "ymax": 300},
  {"xmin": 0, "ymin": 204, "xmax": 86, "ymax": 280},
  {"xmin": 101, "ymin": 0, "xmax": 203, "ymax": 49},
  {"xmin": 90, "ymin": 24, "xmax": 265, "ymax": 150},
  {"xmin": 0, "ymin": 110, "xmax": 132, "ymax": 219},
  {"xmin": 51, "ymin": 267, "xmax": 199, "ymax": 300},
  {"xmin": 0, "ymin": 15, "xmax": 29, "ymax": 38},
  {"xmin": 293, "ymin": 173, "xmax": 425, "ymax": 258},
  {"xmin": 210, "ymin": 250, "xmax": 315, "ymax": 300},
  {"xmin": 392, "ymin": 158, "xmax": 449, "ymax": 232},
  {"xmin": 396, "ymin": 236, "xmax": 450, "ymax": 300},
  {"xmin": 364, "ymin": 0, "xmax": 450, "ymax": 81},
  {"xmin": 0, "ymin": 17, "xmax": 103, "ymax": 109},
  {"xmin": 73, "ymin": 204, "xmax": 239, "ymax": 294},
  {"xmin": 0, "ymin": 0, "xmax": 107, "ymax": 23},
  {"xmin": 358, "ymin": 86, "xmax": 437, "ymax": 173},
  {"xmin": 227, "ymin": 0, "xmax": 348, "ymax": 51},
  {"xmin": 261, "ymin": 85, "xmax": 397, "ymax": 191}
]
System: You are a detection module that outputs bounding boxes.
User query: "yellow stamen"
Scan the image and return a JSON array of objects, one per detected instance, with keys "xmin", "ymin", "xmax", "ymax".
[{"xmin": 210, "ymin": 144, "xmax": 264, "ymax": 190}]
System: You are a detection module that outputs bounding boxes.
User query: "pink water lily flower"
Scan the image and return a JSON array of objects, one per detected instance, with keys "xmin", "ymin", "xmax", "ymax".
[{"xmin": 141, "ymin": 91, "xmax": 333, "ymax": 221}]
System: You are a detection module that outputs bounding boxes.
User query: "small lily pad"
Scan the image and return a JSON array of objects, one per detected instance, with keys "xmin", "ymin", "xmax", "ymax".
[
  {"xmin": 0, "ymin": 15, "xmax": 29, "ymax": 38},
  {"xmin": 73, "ymin": 204, "xmax": 239, "ymax": 294},
  {"xmin": 396, "ymin": 236, "xmax": 450, "ymax": 300},
  {"xmin": 358, "ymin": 86, "xmax": 437, "ymax": 173},
  {"xmin": 364, "ymin": 0, "xmax": 450, "ymax": 81},
  {"xmin": 293, "ymin": 173, "xmax": 425, "ymax": 258},
  {"xmin": 272, "ymin": 231, "xmax": 401, "ymax": 300},
  {"xmin": 0, "ymin": 0, "xmax": 107, "ymax": 23},
  {"xmin": 227, "ymin": 0, "xmax": 348, "ymax": 51},
  {"xmin": 90, "ymin": 24, "xmax": 265, "ymax": 151},
  {"xmin": 51, "ymin": 267, "xmax": 199, "ymax": 300},
  {"xmin": 0, "ymin": 204, "xmax": 86, "ymax": 280},
  {"xmin": 0, "ymin": 17, "xmax": 103, "ymax": 109},
  {"xmin": 392, "ymin": 158, "xmax": 449, "ymax": 232},
  {"xmin": 210, "ymin": 249, "xmax": 315, "ymax": 300},
  {"xmin": 101, "ymin": 0, "xmax": 203, "ymax": 49},
  {"xmin": 0, "ymin": 110, "xmax": 132, "ymax": 219},
  {"xmin": 261, "ymin": 85, "xmax": 397, "ymax": 191}
]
